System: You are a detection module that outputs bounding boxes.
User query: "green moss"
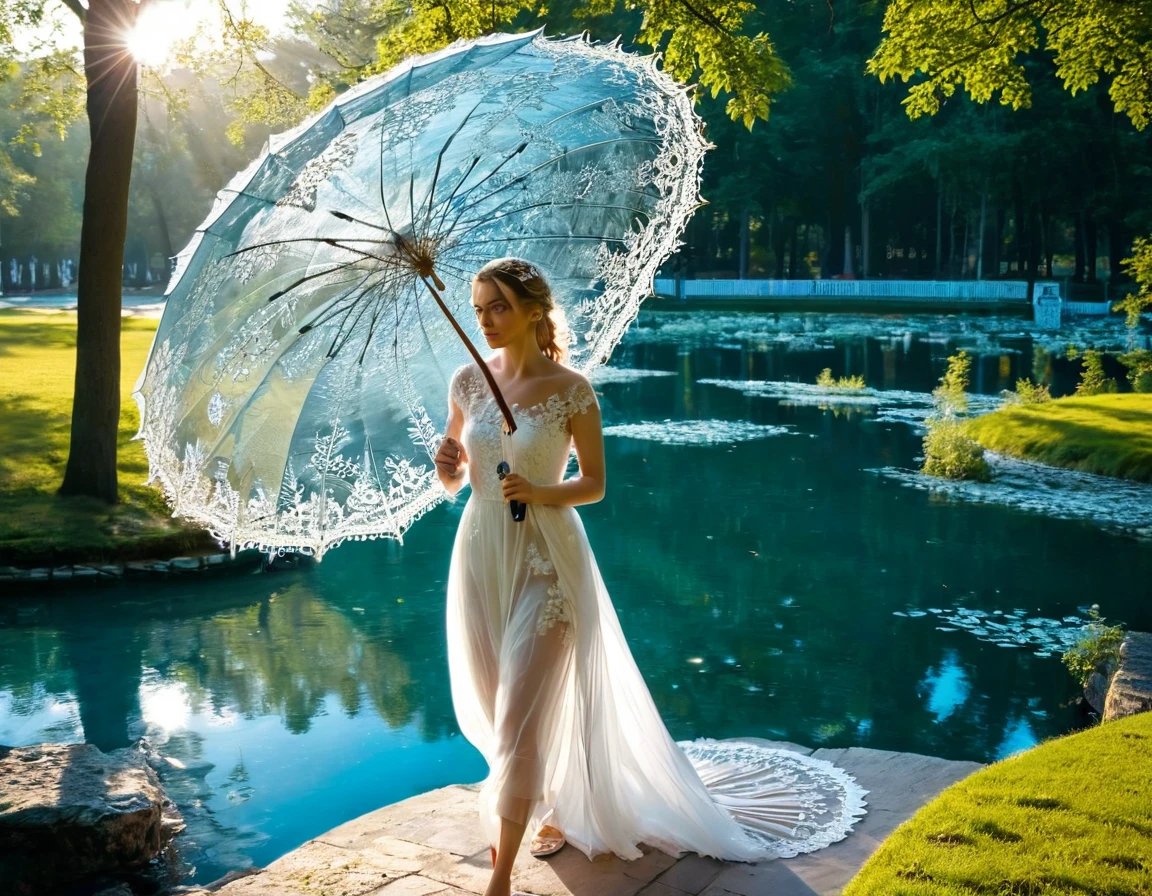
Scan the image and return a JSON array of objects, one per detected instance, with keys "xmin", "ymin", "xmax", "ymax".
[
  {"xmin": 967, "ymin": 393, "xmax": 1152, "ymax": 482},
  {"xmin": 0, "ymin": 310, "xmax": 217, "ymax": 566},
  {"xmin": 845, "ymin": 711, "xmax": 1152, "ymax": 895}
]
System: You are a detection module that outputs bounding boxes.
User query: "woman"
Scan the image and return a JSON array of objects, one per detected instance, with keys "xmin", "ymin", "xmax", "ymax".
[{"xmin": 434, "ymin": 257, "xmax": 867, "ymax": 896}]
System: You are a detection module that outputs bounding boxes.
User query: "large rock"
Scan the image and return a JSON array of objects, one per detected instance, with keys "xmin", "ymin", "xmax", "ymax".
[
  {"xmin": 1104, "ymin": 631, "xmax": 1152, "ymax": 721},
  {"xmin": 0, "ymin": 741, "xmax": 184, "ymax": 895}
]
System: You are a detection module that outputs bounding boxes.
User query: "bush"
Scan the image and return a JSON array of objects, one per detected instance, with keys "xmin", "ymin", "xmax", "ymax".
[
  {"xmin": 1114, "ymin": 235, "xmax": 1152, "ymax": 328},
  {"xmin": 1006, "ymin": 377, "xmax": 1051, "ymax": 404},
  {"xmin": 922, "ymin": 350, "xmax": 991, "ymax": 481},
  {"xmin": 1062, "ymin": 604, "xmax": 1126, "ymax": 687},
  {"xmin": 932, "ymin": 349, "xmax": 972, "ymax": 415},
  {"xmin": 1118, "ymin": 349, "xmax": 1152, "ymax": 393},
  {"xmin": 816, "ymin": 367, "xmax": 866, "ymax": 390},
  {"xmin": 1073, "ymin": 348, "xmax": 1118, "ymax": 396},
  {"xmin": 922, "ymin": 417, "xmax": 992, "ymax": 481}
]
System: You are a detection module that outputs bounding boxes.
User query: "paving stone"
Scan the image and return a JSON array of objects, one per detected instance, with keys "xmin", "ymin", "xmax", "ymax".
[
  {"xmin": 369, "ymin": 876, "xmax": 456, "ymax": 895},
  {"xmin": 419, "ymin": 819, "xmax": 492, "ymax": 857},
  {"xmin": 710, "ymin": 861, "xmax": 819, "ymax": 896},
  {"xmin": 214, "ymin": 839, "xmax": 404, "ymax": 895},
  {"xmin": 171, "ymin": 556, "xmax": 203, "ymax": 570},
  {"xmin": 215, "ymin": 746, "xmax": 984, "ymax": 896},
  {"xmin": 420, "ymin": 847, "xmax": 495, "ymax": 894},
  {"xmin": 635, "ymin": 882, "xmax": 693, "ymax": 896},
  {"xmin": 652, "ymin": 854, "xmax": 726, "ymax": 893}
]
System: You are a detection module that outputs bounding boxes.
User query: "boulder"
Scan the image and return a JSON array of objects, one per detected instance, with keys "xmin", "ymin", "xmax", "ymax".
[
  {"xmin": 0, "ymin": 741, "xmax": 184, "ymax": 895},
  {"xmin": 1104, "ymin": 631, "xmax": 1152, "ymax": 721}
]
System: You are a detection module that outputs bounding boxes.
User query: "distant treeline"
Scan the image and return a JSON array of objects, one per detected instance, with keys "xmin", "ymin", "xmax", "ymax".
[{"xmin": 1, "ymin": 0, "xmax": 1149, "ymax": 289}]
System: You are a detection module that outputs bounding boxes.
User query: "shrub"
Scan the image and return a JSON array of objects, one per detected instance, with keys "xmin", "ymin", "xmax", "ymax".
[
  {"xmin": 816, "ymin": 367, "xmax": 866, "ymax": 390},
  {"xmin": 1062, "ymin": 604, "xmax": 1126, "ymax": 688},
  {"xmin": 1118, "ymin": 349, "xmax": 1152, "ymax": 393},
  {"xmin": 1007, "ymin": 377, "xmax": 1052, "ymax": 404},
  {"xmin": 1073, "ymin": 348, "xmax": 1118, "ymax": 396},
  {"xmin": 922, "ymin": 350, "xmax": 991, "ymax": 481},
  {"xmin": 922, "ymin": 417, "xmax": 992, "ymax": 481},
  {"xmin": 1114, "ymin": 236, "xmax": 1152, "ymax": 328}
]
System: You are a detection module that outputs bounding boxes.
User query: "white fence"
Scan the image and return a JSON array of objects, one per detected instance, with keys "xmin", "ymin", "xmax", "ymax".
[
  {"xmin": 652, "ymin": 278, "xmax": 1033, "ymax": 301},
  {"xmin": 1062, "ymin": 300, "xmax": 1112, "ymax": 316}
]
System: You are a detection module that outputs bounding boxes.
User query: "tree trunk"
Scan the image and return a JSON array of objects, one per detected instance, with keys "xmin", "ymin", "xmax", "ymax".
[
  {"xmin": 861, "ymin": 201, "xmax": 870, "ymax": 279},
  {"xmin": 960, "ymin": 211, "xmax": 970, "ymax": 278},
  {"xmin": 738, "ymin": 205, "xmax": 749, "ymax": 279},
  {"xmin": 934, "ymin": 178, "xmax": 943, "ymax": 277},
  {"xmin": 1026, "ymin": 204, "xmax": 1040, "ymax": 301},
  {"xmin": 1074, "ymin": 211, "xmax": 1085, "ymax": 282},
  {"xmin": 1110, "ymin": 215, "xmax": 1129, "ymax": 283},
  {"xmin": 789, "ymin": 223, "xmax": 798, "ymax": 277},
  {"xmin": 976, "ymin": 184, "xmax": 987, "ymax": 280},
  {"xmin": 1085, "ymin": 213, "xmax": 1098, "ymax": 283},
  {"xmin": 58, "ymin": 0, "xmax": 141, "ymax": 504},
  {"xmin": 948, "ymin": 202, "xmax": 958, "ymax": 277}
]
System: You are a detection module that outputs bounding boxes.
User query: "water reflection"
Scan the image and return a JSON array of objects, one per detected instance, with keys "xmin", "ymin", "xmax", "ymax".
[{"xmin": 2, "ymin": 311, "xmax": 1151, "ymax": 885}]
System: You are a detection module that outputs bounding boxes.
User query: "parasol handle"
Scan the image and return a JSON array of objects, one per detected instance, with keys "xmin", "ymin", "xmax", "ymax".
[{"xmin": 416, "ymin": 270, "xmax": 517, "ymax": 437}]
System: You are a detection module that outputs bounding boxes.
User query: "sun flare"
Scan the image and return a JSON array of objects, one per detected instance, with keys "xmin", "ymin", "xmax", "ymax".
[{"xmin": 125, "ymin": 2, "xmax": 191, "ymax": 67}]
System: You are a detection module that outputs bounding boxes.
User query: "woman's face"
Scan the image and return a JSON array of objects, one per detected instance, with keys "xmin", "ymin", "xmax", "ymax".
[{"xmin": 472, "ymin": 276, "xmax": 539, "ymax": 350}]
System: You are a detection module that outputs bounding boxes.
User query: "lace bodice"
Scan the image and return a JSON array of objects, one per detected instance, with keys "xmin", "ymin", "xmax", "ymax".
[{"xmin": 450, "ymin": 363, "xmax": 598, "ymax": 501}]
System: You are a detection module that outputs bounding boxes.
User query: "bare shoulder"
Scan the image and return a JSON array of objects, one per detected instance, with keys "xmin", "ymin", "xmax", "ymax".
[{"xmin": 552, "ymin": 363, "xmax": 591, "ymax": 394}]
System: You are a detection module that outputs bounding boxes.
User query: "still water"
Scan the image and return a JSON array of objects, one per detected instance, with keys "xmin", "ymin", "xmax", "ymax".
[{"xmin": 3, "ymin": 309, "xmax": 1150, "ymax": 885}]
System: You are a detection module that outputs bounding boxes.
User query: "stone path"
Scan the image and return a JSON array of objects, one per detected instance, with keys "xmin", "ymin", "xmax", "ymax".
[{"xmin": 198, "ymin": 738, "xmax": 984, "ymax": 896}]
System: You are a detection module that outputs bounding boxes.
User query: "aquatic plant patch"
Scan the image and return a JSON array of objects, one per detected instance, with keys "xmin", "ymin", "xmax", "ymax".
[
  {"xmin": 872, "ymin": 452, "xmax": 1152, "ymax": 539},
  {"xmin": 602, "ymin": 419, "xmax": 794, "ymax": 445},
  {"xmin": 892, "ymin": 605, "xmax": 1101, "ymax": 657}
]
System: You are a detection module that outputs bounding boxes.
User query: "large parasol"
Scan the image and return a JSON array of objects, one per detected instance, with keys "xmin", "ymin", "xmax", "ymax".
[{"xmin": 132, "ymin": 28, "xmax": 711, "ymax": 560}]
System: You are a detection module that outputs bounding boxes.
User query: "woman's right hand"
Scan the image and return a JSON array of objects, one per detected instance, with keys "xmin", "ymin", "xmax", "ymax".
[{"xmin": 435, "ymin": 436, "xmax": 468, "ymax": 479}]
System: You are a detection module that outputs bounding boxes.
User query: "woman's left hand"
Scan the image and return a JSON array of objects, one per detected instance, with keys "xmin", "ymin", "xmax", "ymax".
[{"xmin": 501, "ymin": 473, "xmax": 538, "ymax": 504}]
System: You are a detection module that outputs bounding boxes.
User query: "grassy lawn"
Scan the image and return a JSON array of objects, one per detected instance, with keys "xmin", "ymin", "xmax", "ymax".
[
  {"xmin": 0, "ymin": 309, "xmax": 217, "ymax": 566},
  {"xmin": 846, "ymin": 710, "xmax": 1152, "ymax": 895},
  {"xmin": 967, "ymin": 393, "xmax": 1152, "ymax": 482}
]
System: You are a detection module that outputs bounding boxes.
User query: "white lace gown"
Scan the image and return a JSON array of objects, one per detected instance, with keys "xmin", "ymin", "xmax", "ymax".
[{"xmin": 445, "ymin": 362, "xmax": 869, "ymax": 863}]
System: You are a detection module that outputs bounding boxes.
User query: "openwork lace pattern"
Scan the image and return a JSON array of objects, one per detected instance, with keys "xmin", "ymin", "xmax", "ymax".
[
  {"xmin": 525, "ymin": 541, "xmax": 554, "ymax": 575},
  {"xmin": 675, "ymin": 738, "xmax": 870, "ymax": 859},
  {"xmin": 132, "ymin": 29, "xmax": 704, "ymax": 561}
]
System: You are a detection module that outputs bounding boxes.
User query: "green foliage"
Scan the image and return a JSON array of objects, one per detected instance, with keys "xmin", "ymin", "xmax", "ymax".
[
  {"xmin": 1115, "ymin": 236, "xmax": 1152, "ymax": 328},
  {"xmin": 922, "ymin": 417, "xmax": 992, "ymax": 481},
  {"xmin": 1061, "ymin": 604, "xmax": 1126, "ymax": 688},
  {"xmin": 816, "ymin": 368, "xmax": 866, "ymax": 390},
  {"xmin": 1007, "ymin": 377, "xmax": 1051, "ymax": 404},
  {"xmin": 1118, "ymin": 349, "xmax": 1152, "ymax": 393},
  {"xmin": 630, "ymin": 0, "xmax": 790, "ymax": 129},
  {"xmin": 1071, "ymin": 348, "xmax": 1118, "ymax": 396},
  {"xmin": 359, "ymin": 0, "xmax": 789, "ymax": 129},
  {"xmin": 932, "ymin": 348, "xmax": 972, "ymax": 415},
  {"xmin": 867, "ymin": 0, "xmax": 1152, "ymax": 132},
  {"xmin": 922, "ymin": 350, "xmax": 991, "ymax": 481}
]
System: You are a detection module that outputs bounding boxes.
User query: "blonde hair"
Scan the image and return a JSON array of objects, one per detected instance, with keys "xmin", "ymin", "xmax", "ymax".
[{"xmin": 475, "ymin": 256, "xmax": 570, "ymax": 365}]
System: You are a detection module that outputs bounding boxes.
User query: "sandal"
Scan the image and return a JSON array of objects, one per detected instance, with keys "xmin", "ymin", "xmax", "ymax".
[{"xmin": 529, "ymin": 823, "xmax": 565, "ymax": 858}]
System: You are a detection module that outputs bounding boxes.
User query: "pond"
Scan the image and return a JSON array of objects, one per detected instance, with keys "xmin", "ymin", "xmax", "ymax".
[{"xmin": 3, "ymin": 308, "xmax": 1151, "ymax": 886}]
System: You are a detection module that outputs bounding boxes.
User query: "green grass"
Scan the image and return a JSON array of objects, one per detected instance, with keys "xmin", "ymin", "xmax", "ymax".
[
  {"xmin": 0, "ymin": 309, "xmax": 217, "ymax": 566},
  {"xmin": 967, "ymin": 392, "xmax": 1152, "ymax": 482},
  {"xmin": 846, "ymin": 711, "xmax": 1152, "ymax": 895}
]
